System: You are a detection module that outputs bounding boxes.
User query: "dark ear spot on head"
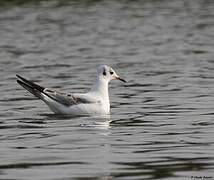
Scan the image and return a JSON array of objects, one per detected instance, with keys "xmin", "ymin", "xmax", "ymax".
[{"xmin": 103, "ymin": 68, "xmax": 106, "ymax": 76}]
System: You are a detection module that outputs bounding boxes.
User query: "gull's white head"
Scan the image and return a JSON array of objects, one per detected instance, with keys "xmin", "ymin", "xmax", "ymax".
[{"xmin": 97, "ymin": 65, "xmax": 126, "ymax": 83}]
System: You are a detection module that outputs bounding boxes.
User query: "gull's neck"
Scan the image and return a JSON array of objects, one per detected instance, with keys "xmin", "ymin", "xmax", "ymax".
[
  {"xmin": 91, "ymin": 76, "xmax": 109, "ymax": 97},
  {"xmin": 90, "ymin": 75, "xmax": 110, "ymax": 113}
]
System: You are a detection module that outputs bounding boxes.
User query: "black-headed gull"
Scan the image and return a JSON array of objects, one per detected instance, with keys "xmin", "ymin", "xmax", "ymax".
[{"xmin": 16, "ymin": 65, "xmax": 126, "ymax": 115}]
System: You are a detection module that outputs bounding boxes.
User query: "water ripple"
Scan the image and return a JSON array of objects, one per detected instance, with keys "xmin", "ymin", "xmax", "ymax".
[{"xmin": 1, "ymin": 0, "xmax": 214, "ymax": 179}]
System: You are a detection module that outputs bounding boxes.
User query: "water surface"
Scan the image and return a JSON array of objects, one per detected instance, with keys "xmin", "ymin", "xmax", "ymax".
[{"xmin": 0, "ymin": 0, "xmax": 214, "ymax": 179}]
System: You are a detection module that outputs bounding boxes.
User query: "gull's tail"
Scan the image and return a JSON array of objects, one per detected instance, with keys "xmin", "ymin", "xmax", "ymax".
[
  {"xmin": 16, "ymin": 75, "xmax": 67, "ymax": 114},
  {"xmin": 16, "ymin": 75, "xmax": 45, "ymax": 100}
]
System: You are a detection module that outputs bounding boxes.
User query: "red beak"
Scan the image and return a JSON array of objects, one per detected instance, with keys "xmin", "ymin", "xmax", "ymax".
[{"xmin": 116, "ymin": 77, "xmax": 126, "ymax": 82}]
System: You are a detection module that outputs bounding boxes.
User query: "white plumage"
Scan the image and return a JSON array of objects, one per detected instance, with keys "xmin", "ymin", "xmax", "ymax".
[{"xmin": 17, "ymin": 65, "xmax": 126, "ymax": 115}]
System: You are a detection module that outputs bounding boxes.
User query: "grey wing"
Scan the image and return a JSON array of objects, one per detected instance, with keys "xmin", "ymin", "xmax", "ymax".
[
  {"xmin": 44, "ymin": 89, "xmax": 99, "ymax": 106},
  {"xmin": 16, "ymin": 74, "xmax": 98, "ymax": 107}
]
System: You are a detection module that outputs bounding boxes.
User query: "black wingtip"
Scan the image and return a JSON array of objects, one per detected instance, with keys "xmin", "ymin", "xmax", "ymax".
[
  {"xmin": 17, "ymin": 79, "xmax": 31, "ymax": 91},
  {"xmin": 16, "ymin": 79, "xmax": 21, "ymax": 85},
  {"xmin": 17, "ymin": 79, "xmax": 30, "ymax": 89},
  {"xmin": 16, "ymin": 74, "xmax": 27, "ymax": 82},
  {"xmin": 16, "ymin": 74, "xmax": 23, "ymax": 80},
  {"xmin": 16, "ymin": 74, "xmax": 45, "ymax": 92}
]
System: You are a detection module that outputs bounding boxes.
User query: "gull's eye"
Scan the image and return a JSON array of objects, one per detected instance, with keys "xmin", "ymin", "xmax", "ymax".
[{"xmin": 110, "ymin": 70, "xmax": 114, "ymax": 75}]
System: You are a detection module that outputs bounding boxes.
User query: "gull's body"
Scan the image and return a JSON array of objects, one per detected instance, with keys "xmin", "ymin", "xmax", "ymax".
[{"xmin": 16, "ymin": 65, "xmax": 126, "ymax": 115}]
